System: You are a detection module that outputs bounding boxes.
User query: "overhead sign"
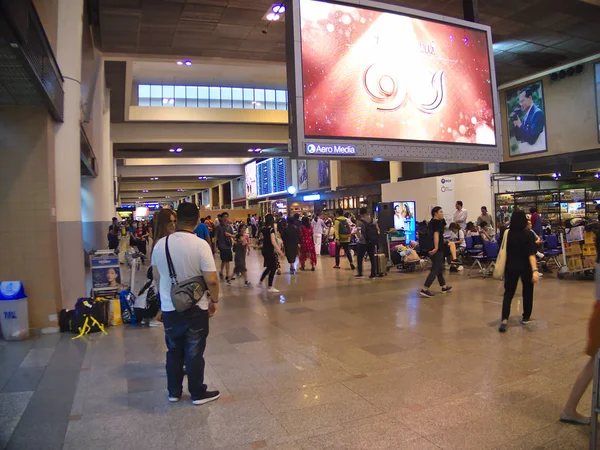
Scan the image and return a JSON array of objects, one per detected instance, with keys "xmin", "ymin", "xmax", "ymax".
[
  {"xmin": 303, "ymin": 194, "xmax": 321, "ymax": 201},
  {"xmin": 306, "ymin": 143, "xmax": 357, "ymax": 155}
]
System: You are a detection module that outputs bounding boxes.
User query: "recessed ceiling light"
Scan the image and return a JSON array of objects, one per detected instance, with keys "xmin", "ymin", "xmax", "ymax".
[
  {"xmin": 266, "ymin": 12, "xmax": 280, "ymax": 21},
  {"xmin": 254, "ymin": 148, "xmax": 262, "ymax": 153},
  {"xmin": 169, "ymin": 99, "xmax": 174, "ymax": 105},
  {"xmin": 272, "ymin": 4, "xmax": 285, "ymax": 13},
  {"xmin": 169, "ymin": 148, "xmax": 175, "ymax": 153},
  {"xmin": 162, "ymin": 98, "xmax": 169, "ymax": 104},
  {"xmin": 175, "ymin": 147, "xmax": 183, "ymax": 153},
  {"xmin": 176, "ymin": 61, "xmax": 183, "ymax": 66},
  {"xmin": 248, "ymin": 148, "xmax": 254, "ymax": 152},
  {"xmin": 184, "ymin": 60, "xmax": 192, "ymax": 66},
  {"xmin": 198, "ymin": 176, "xmax": 207, "ymax": 180}
]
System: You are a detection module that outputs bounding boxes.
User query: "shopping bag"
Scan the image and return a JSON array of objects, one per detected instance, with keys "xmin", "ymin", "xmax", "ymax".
[{"xmin": 493, "ymin": 230, "xmax": 509, "ymax": 280}]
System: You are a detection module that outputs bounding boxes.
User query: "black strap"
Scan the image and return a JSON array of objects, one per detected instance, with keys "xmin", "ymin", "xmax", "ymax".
[{"xmin": 165, "ymin": 235, "xmax": 178, "ymax": 285}]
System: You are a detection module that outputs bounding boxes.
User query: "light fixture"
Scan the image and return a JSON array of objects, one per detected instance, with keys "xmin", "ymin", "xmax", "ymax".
[
  {"xmin": 162, "ymin": 98, "xmax": 169, "ymax": 104},
  {"xmin": 516, "ymin": 176, "xmax": 522, "ymax": 181},
  {"xmin": 175, "ymin": 147, "xmax": 183, "ymax": 153},
  {"xmin": 595, "ymin": 173, "xmax": 600, "ymax": 179},
  {"xmin": 254, "ymin": 148, "xmax": 262, "ymax": 153},
  {"xmin": 150, "ymin": 177, "xmax": 159, "ymax": 181},
  {"xmin": 176, "ymin": 61, "xmax": 183, "ymax": 66},
  {"xmin": 272, "ymin": 4, "xmax": 285, "ymax": 13},
  {"xmin": 184, "ymin": 60, "xmax": 192, "ymax": 66},
  {"xmin": 266, "ymin": 12, "xmax": 280, "ymax": 21},
  {"xmin": 252, "ymin": 101, "xmax": 262, "ymax": 106},
  {"xmin": 142, "ymin": 190, "xmax": 149, "ymax": 193},
  {"xmin": 248, "ymin": 148, "xmax": 254, "ymax": 152},
  {"xmin": 169, "ymin": 148, "xmax": 175, "ymax": 153},
  {"xmin": 198, "ymin": 176, "xmax": 207, "ymax": 180},
  {"xmin": 169, "ymin": 99, "xmax": 174, "ymax": 105},
  {"xmin": 287, "ymin": 185, "xmax": 297, "ymax": 195}
]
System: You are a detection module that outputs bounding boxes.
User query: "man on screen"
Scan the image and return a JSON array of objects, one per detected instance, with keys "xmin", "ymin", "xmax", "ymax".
[{"xmin": 512, "ymin": 88, "xmax": 545, "ymax": 146}]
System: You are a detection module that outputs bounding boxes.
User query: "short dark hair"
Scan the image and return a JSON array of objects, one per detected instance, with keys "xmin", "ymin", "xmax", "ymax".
[
  {"xmin": 449, "ymin": 222, "xmax": 459, "ymax": 232},
  {"xmin": 177, "ymin": 202, "xmax": 199, "ymax": 228},
  {"xmin": 529, "ymin": 207, "xmax": 537, "ymax": 214},
  {"xmin": 222, "ymin": 212, "xmax": 229, "ymax": 217},
  {"xmin": 112, "ymin": 217, "xmax": 118, "ymax": 221},
  {"xmin": 302, "ymin": 216, "xmax": 310, "ymax": 227},
  {"xmin": 510, "ymin": 210, "xmax": 528, "ymax": 231},
  {"xmin": 456, "ymin": 201, "xmax": 463, "ymax": 207},
  {"xmin": 481, "ymin": 206, "xmax": 487, "ymax": 211},
  {"xmin": 359, "ymin": 207, "xmax": 368, "ymax": 216},
  {"xmin": 265, "ymin": 213, "xmax": 275, "ymax": 227},
  {"xmin": 200, "ymin": 218, "xmax": 206, "ymax": 223},
  {"xmin": 287, "ymin": 216, "xmax": 295, "ymax": 225},
  {"xmin": 480, "ymin": 221, "xmax": 488, "ymax": 228},
  {"xmin": 336, "ymin": 209, "xmax": 343, "ymax": 216},
  {"xmin": 431, "ymin": 206, "xmax": 442, "ymax": 217},
  {"xmin": 520, "ymin": 87, "xmax": 533, "ymax": 98}
]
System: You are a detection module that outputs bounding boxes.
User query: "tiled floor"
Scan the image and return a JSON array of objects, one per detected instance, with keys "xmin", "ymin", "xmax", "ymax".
[{"xmin": 1, "ymin": 252, "xmax": 596, "ymax": 449}]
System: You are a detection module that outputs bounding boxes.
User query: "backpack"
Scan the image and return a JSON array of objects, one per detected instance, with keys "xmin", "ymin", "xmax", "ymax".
[
  {"xmin": 337, "ymin": 218, "xmax": 351, "ymax": 237},
  {"xmin": 360, "ymin": 219, "xmax": 379, "ymax": 245},
  {"xmin": 418, "ymin": 226, "xmax": 434, "ymax": 252}
]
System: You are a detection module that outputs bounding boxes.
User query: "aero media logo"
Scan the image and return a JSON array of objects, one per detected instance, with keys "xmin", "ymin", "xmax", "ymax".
[{"xmin": 306, "ymin": 144, "xmax": 316, "ymax": 154}]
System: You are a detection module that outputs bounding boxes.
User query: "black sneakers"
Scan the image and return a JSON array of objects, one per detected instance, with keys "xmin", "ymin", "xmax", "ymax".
[
  {"xmin": 420, "ymin": 289, "xmax": 434, "ymax": 298},
  {"xmin": 441, "ymin": 286, "xmax": 453, "ymax": 294},
  {"xmin": 192, "ymin": 390, "xmax": 221, "ymax": 406}
]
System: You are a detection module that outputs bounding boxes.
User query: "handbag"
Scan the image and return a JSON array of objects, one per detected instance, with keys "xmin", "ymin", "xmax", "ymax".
[
  {"xmin": 165, "ymin": 235, "xmax": 208, "ymax": 313},
  {"xmin": 493, "ymin": 230, "xmax": 509, "ymax": 280}
]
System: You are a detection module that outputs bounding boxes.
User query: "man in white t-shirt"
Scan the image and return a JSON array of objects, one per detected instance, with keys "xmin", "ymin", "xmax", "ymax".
[
  {"xmin": 152, "ymin": 202, "xmax": 220, "ymax": 406},
  {"xmin": 453, "ymin": 201, "xmax": 468, "ymax": 230}
]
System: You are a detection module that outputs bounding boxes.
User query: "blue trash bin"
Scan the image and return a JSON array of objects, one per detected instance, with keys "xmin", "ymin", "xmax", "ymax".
[{"xmin": 0, "ymin": 281, "xmax": 30, "ymax": 340}]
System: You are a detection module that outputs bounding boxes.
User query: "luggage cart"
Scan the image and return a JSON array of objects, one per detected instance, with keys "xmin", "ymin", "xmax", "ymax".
[{"xmin": 557, "ymin": 231, "xmax": 596, "ymax": 280}]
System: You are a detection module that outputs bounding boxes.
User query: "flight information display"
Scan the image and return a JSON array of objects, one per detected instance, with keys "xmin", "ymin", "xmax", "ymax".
[{"xmin": 256, "ymin": 158, "xmax": 287, "ymax": 197}]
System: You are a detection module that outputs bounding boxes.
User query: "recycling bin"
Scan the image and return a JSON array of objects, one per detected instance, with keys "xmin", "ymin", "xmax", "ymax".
[{"xmin": 0, "ymin": 281, "xmax": 29, "ymax": 340}]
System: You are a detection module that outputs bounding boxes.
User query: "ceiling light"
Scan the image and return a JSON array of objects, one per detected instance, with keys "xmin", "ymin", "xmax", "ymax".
[
  {"xmin": 176, "ymin": 61, "xmax": 183, "ymax": 66},
  {"xmin": 266, "ymin": 12, "xmax": 280, "ymax": 21},
  {"xmin": 162, "ymin": 98, "xmax": 169, "ymax": 104},
  {"xmin": 175, "ymin": 147, "xmax": 183, "ymax": 153},
  {"xmin": 248, "ymin": 148, "xmax": 254, "ymax": 152},
  {"xmin": 169, "ymin": 99, "xmax": 174, "ymax": 105},
  {"xmin": 184, "ymin": 60, "xmax": 192, "ymax": 66},
  {"xmin": 252, "ymin": 101, "xmax": 262, "ymax": 106},
  {"xmin": 272, "ymin": 4, "xmax": 285, "ymax": 13},
  {"xmin": 142, "ymin": 190, "xmax": 149, "ymax": 193},
  {"xmin": 198, "ymin": 176, "xmax": 207, "ymax": 180},
  {"xmin": 169, "ymin": 148, "xmax": 175, "ymax": 153},
  {"xmin": 516, "ymin": 176, "xmax": 521, "ymax": 181},
  {"xmin": 287, "ymin": 186, "xmax": 297, "ymax": 195},
  {"xmin": 595, "ymin": 173, "xmax": 600, "ymax": 179},
  {"xmin": 254, "ymin": 148, "xmax": 262, "ymax": 153}
]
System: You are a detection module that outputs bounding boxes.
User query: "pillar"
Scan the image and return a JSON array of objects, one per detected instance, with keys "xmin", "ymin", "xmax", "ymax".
[
  {"xmin": 330, "ymin": 160, "xmax": 340, "ymax": 191},
  {"xmin": 54, "ymin": 0, "xmax": 86, "ymax": 307},
  {"xmin": 218, "ymin": 184, "xmax": 224, "ymax": 209},
  {"xmin": 389, "ymin": 162, "xmax": 403, "ymax": 182},
  {"xmin": 82, "ymin": 61, "xmax": 114, "ymax": 252}
]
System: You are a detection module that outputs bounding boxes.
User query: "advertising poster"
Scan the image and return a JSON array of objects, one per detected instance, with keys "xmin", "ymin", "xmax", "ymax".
[
  {"xmin": 392, "ymin": 201, "xmax": 416, "ymax": 241},
  {"xmin": 245, "ymin": 162, "xmax": 257, "ymax": 199},
  {"xmin": 299, "ymin": 0, "xmax": 496, "ymax": 145},
  {"xmin": 318, "ymin": 160, "xmax": 330, "ymax": 187},
  {"xmin": 298, "ymin": 159, "xmax": 308, "ymax": 191},
  {"xmin": 595, "ymin": 63, "xmax": 600, "ymax": 143},
  {"xmin": 506, "ymin": 81, "xmax": 547, "ymax": 157},
  {"xmin": 91, "ymin": 254, "xmax": 121, "ymax": 291}
]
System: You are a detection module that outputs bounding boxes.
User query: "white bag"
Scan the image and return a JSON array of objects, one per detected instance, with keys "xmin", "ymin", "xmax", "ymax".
[{"xmin": 493, "ymin": 230, "xmax": 509, "ymax": 280}]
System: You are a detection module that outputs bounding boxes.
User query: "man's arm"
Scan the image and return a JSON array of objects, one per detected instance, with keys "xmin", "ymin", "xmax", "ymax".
[
  {"xmin": 204, "ymin": 271, "xmax": 219, "ymax": 317},
  {"xmin": 429, "ymin": 231, "xmax": 440, "ymax": 255},
  {"xmin": 515, "ymin": 110, "xmax": 544, "ymax": 145}
]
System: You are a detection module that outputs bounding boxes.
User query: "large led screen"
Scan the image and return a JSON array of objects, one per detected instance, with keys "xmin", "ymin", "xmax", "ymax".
[
  {"xmin": 505, "ymin": 81, "xmax": 547, "ymax": 157},
  {"xmin": 595, "ymin": 63, "xmax": 600, "ymax": 143},
  {"xmin": 298, "ymin": 0, "xmax": 496, "ymax": 146},
  {"xmin": 245, "ymin": 162, "xmax": 257, "ymax": 199}
]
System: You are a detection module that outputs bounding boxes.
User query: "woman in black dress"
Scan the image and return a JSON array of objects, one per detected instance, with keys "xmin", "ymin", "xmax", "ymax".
[
  {"xmin": 498, "ymin": 210, "xmax": 540, "ymax": 332},
  {"xmin": 260, "ymin": 214, "xmax": 285, "ymax": 293},
  {"xmin": 281, "ymin": 217, "xmax": 300, "ymax": 274}
]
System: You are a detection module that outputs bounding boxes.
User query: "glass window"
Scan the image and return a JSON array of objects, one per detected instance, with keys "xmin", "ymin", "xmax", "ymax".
[
  {"xmin": 276, "ymin": 90, "xmax": 287, "ymax": 110},
  {"xmin": 174, "ymin": 86, "xmax": 186, "ymax": 107},
  {"xmin": 162, "ymin": 85, "xmax": 174, "ymax": 107},
  {"xmin": 243, "ymin": 88, "xmax": 254, "ymax": 109},
  {"xmin": 150, "ymin": 85, "xmax": 162, "ymax": 107},
  {"xmin": 232, "ymin": 88, "xmax": 243, "ymax": 109},
  {"xmin": 198, "ymin": 86, "xmax": 209, "ymax": 108},
  {"xmin": 186, "ymin": 86, "xmax": 198, "ymax": 107},
  {"xmin": 220, "ymin": 87, "xmax": 232, "ymax": 108},
  {"xmin": 265, "ymin": 89, "xmax": 276, "ymax": 110},
  {"xmin": 209, "ymin": 87, "xmax": 220, "ymax": 108},
  {"xmin": 254, "ymin": 89, "xmax": 265, "ymax": 109},
  {"xmin": 138, "ymin": 84, "xmax": 150, "ymax": 106}
]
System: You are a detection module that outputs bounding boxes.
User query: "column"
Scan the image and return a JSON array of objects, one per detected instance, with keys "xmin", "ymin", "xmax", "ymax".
[
  {"xmin": 82, "ymin": 62, "xmax": 114, "ymax": 252},
  {"xmin": 389, "ymin": 162, "xmax": 403, "ymax": 182},
  {"xmin": 330, "ymin": 160, "xmax": 340, "ymax": 191},
  {"xmin": 54, "ymin": 0, "xmax": 86, "ymax": 307},
  {"xmin": 218, "ymin": 184, "xmax": 224, "ymax": 209}
]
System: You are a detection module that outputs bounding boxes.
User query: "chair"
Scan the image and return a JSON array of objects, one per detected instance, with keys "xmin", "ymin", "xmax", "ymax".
[
  {"xmin": 544, "ymin": 234, "xmax": 563, "ymax": 268},
  {"xmin": 468, "ymin": 241, "xmax": 499, "ymax": 278},
  {"xmin": 464, "ymin": 236, "xmax": 482, "ymax": 257}
]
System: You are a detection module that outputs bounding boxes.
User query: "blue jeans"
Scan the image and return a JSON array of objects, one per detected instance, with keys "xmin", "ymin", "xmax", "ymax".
[{"xmin": 162, "ymin": 306, "xmax": 209, "ymax": 400}]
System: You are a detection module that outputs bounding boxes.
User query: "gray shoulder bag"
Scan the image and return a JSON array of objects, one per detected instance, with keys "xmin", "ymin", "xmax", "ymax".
[{"xmin": 165, "ymin": 234, "xmax": 209, "ymax": 312}]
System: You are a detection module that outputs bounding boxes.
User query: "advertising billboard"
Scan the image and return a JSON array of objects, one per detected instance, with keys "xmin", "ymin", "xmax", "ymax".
[
  {"xmin": 392, "ymin": 201, "xmax": 416, "ymax": 242},
  {"xmin": 298, "ymin": 159, "xmax": 308, "ymax": 190},
  {"xmin": 287, "ymin": 0, "xmax": 501, "ymax": 162},
  {"xmin": 595, "ymin": 63, "xmax": 600, "ymax": 143},
  {"xmin": 505, "ymin": 81, "xmax": 547, "ymax": 157},
  {"xmin": 245, "ymin": 162, "xmax": 257, "ymax": 199}
]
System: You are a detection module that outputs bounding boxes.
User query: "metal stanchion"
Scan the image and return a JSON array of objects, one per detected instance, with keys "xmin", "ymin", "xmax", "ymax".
[{"xmin": 591, "ymin": 350, "xmax": 600, "ymax": 450}]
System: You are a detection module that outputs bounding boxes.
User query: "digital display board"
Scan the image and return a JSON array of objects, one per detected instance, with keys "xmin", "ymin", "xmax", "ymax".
[
  {"xmin": 245, "ymin": 158, "xmax": 288, "ymax": 199},
  {"xmin": 287, "ymin": 0, "xmax": 501, "ymax": 161},
  {"xmin": 245, "ymin": 162, "xmax": 257, "ymax": 199},
  {"xmin": 392, "ymin": 201, "xmax": 416, "ymax": 242}
]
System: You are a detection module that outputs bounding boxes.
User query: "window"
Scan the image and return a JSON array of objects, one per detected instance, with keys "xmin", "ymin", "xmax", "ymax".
[
  {"xmin": 186, "ymin": 86, "xmax": 198, "ymax": 107},
  {"xmin": 198, "ymin": 87, "xmax": 209, "ymax": 108},
  {"xmin": 243, "ymin": 88, "xmax": 254, "ymax": 109},
  {"xmin": 137, "ymin": 84, "xmax": 288, "ymax": 110},
  {"xmin": 138, "ymin": 84, "xmax": 150, "ymax": 106},
  {"xmin": 276, "ymin": 90, "xmax": 287, "ymax": 111},
  {"xmin": 209, "ymin": 87, "xmax": 220, "ymax": 108}
]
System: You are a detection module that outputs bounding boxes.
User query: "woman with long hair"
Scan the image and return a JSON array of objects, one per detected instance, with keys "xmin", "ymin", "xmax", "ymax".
[
  {"xmin": 281, "ymin": 217, "xmax": 300, "ymax": 274},
  {"xmin": 497, "ymin": 209, "xmax": 539, "ymax": 332},
  {"xmin": 152, "ymin": 208, "xmax": 177, "ymax": 250},
  {"xmin": 299, "ymin": 216, "xmax": 317, "ymax": 271},
  {"xmin": 259, "ymin": 214, "xmax": 285, "ymax": 293}
]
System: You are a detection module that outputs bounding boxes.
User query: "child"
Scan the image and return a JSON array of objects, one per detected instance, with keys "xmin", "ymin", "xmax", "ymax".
[{"xmin": 233, "ymin": 225, "xmax": 251, "ymax": 287}]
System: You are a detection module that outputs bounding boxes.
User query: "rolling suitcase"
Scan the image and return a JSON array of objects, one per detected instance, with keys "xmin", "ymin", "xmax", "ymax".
[
  {"xmin": 328, "ymin": 241, "xmax": 337, "ymax": 257},
  {"xmin": 374, "ymin": 252, "xmax": 387, "ymax": 276}
]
